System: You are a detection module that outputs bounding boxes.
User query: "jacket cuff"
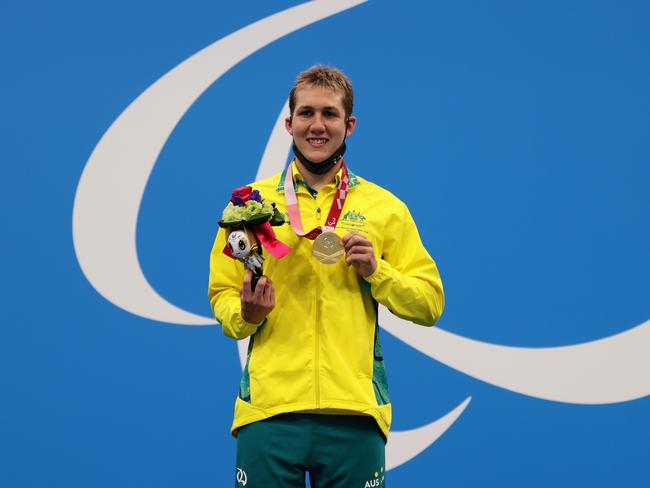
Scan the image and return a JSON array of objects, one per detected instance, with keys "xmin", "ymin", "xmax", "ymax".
[
  {"xmin": 363, "ymin": 259, "xmax": 391, "ymax": 286},
  {"xmin": 240, "ymin": 315, "xmax": 267, "ymax": 329}
]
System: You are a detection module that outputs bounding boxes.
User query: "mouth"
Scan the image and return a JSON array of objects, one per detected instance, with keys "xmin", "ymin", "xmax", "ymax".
[{"xmin": 306, "ymin": 137, "xmax": 329, "ymax": 148}]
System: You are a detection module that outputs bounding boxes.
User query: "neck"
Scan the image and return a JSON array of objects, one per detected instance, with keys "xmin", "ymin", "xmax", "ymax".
[{"xmin": 295, "ymin": 159, "xmax": 342, "ymax": 190}]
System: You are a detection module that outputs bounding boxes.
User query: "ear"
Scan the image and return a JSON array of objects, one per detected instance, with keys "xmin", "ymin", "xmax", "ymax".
[
  {"xmin": 285, "ymin": 116, "xmax": 293, "ymax": 135},
  {"xmin": 345, "ymin": 115, "xmax": 357, "ymax": 137}
]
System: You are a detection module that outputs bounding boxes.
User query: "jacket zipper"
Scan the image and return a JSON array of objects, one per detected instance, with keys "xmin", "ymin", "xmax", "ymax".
[
  {"xmin": 314, "ymin": 193, "xmax": 326, "ymax": 408},
  {"xmin": 314, "ymin": 267, "xmax": 321, "ymax": 408}
]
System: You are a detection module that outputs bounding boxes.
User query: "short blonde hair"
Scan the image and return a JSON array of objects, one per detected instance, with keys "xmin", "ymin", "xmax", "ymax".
[{"xmin": 289, "ymin": 65, "xmax": 354, "ymax": 118}]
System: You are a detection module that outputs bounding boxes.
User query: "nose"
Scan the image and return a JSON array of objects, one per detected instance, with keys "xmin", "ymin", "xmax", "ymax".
[{"xmin": 310, "ymin": 113, "xmax": 326, "ymax": 133}]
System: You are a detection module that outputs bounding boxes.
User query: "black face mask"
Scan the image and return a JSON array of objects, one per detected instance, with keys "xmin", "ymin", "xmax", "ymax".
[{"xmin": 292, "ymin": 140, "xmax": 347, "ymax": 175}]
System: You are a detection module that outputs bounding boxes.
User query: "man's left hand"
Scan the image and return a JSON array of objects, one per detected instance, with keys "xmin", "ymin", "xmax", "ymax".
[{"xmin": 341, "ymin": 232, "xmax": 377, "ymax": 277}]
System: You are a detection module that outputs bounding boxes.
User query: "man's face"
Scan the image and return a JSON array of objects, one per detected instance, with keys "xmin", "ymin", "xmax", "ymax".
[{"xmin": 285, "ymin": 85, "xmax": 356, "ymax": 163}]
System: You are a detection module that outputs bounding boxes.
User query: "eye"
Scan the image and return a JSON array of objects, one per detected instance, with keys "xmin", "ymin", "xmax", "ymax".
[
  {"xmin": 227, "ymin": 243, "xmax": 233, "ymax": 252},
  {"xmin": 238, "ymin": 240, "xmax": 247, "ymax": 251},
  {"xmin": 298, "ymin": 109, "xmax": 312, "ymax": 117},
  {"xmin": 324, "ymin": 110, "xmax": 338, "ymax": 118}
]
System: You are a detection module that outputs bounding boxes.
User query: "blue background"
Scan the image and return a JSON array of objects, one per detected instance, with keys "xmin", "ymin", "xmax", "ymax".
[{"xmin": 2, "ymin": 0, "xmax": 649, "ymax": 486}]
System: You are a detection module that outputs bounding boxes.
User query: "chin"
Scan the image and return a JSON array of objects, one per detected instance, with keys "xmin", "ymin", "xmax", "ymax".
[
  {"xmin": 303, "ymin": 149, "xmax": 332, "ymax": 163},
  {"xmin": 306, "ymin": 155, "xmax": 328, "ymax": 164}
]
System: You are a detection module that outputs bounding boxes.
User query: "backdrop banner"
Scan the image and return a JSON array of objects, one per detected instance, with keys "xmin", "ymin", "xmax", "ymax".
[{"xmin": 2, "ymin": 1, "xmax": 649, "ymax": 486}]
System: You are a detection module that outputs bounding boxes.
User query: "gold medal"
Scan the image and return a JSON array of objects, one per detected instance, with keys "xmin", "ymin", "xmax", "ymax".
[{"xmin": 313, "ymin": 231, "xmax": 344, "ymax": 264}]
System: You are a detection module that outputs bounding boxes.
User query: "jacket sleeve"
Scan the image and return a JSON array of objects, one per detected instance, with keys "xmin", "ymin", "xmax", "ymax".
[
  {"xmin": 364, "ymin": 202, "xmax": 444, "ymax": 326},
  {"xmin": 208, "ymin": 226, "xmax": 263, "ymax": 339}
]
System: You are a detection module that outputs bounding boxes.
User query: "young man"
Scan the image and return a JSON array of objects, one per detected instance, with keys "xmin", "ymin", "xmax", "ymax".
[{"xmin": 209, "ymin": 65, "xmax": 444, "ymax": 487}]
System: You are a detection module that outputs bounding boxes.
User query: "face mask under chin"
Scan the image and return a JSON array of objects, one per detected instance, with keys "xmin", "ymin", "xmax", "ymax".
[{"xmin": 292, "ymin": 141, "xmax": 347, "ymax": 175}]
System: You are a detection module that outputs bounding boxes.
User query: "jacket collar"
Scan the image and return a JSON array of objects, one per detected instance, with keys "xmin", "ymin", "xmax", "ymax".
[{"xmin": 275, "ymin": 159, "xmax": 361, "ymax": 193}]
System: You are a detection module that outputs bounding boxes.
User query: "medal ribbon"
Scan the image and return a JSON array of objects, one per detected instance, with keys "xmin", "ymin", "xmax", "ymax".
[{"xmin": 283, "ymin": 160, "xmax": 350, "ymax": 240}]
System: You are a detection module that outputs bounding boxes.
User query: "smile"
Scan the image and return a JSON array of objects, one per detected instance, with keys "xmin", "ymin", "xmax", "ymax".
[{"xmin": 307, "ymin": 138, "xmax": 329, "ymax": 146}]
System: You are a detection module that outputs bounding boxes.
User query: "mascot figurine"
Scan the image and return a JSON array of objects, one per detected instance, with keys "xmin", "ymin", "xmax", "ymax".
[{"xmin": 219, "ymin": 186, "xmax": 290, "ymax": 290}]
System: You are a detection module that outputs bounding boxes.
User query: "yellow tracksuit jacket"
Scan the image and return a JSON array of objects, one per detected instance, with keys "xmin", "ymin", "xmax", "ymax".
[{"xmin": 208, "ymin": 162, "xmax": 444, "ymax": 439}]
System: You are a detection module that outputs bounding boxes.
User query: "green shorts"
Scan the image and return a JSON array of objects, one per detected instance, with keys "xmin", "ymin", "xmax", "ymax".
[{"xmin": 235, "ymin": 413, "xmax": 386, "ymax": 487}]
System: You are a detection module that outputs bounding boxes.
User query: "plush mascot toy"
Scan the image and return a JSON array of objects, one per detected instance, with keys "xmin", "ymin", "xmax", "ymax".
[{"xmin": 219, "ymin": 186, "xmax": 290, "ymax": 290}]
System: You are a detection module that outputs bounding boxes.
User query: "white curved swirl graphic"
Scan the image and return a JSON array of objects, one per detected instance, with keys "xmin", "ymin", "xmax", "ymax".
[
  {"xmin": 379, "ymin": 308, "xmax": 650, "ymax": 405},
  {"xmin": 387, "ymin": 397, "xmax": 471, "ymax": 470},
  {"xmin": 72, "ymin": 0, "xmax": 650, "ymax": 473}
]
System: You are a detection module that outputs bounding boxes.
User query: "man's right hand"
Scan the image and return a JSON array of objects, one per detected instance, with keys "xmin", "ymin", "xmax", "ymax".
[{"xmin": 240, "ymin": 270, "xmax": 275, "ymax": 325}]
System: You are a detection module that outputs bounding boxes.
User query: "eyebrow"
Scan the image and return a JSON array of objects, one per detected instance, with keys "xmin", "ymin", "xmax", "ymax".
[{"xmin": 296, "ymin": 105, "xmax": 340, "ymax": 112}]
